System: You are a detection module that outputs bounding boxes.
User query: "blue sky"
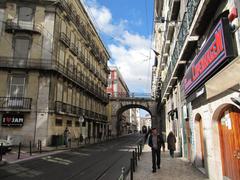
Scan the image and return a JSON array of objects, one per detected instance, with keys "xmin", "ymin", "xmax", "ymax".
[
  {"xmin": 82, "ymin": 0, "xmax": 154, "ymax": 116},
  {"xmin": 82, "ymin": 0, "xmax": 155, "ymax": 93}
]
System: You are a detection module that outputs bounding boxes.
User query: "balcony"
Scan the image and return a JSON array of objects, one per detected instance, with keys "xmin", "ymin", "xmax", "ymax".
[
  {"xmin": 0, "ymin": 57, "xmax": 109, "ymax": 103},
  {"xmin": 161, "ymin": 0, "xmax": 200, "ymax": 102},
  {"xmin": 5, "ymin": 19, "xmax": 43, "ymax": 34},
  {"xmin": 59, "ymin": 32, "xmax": 70, "ymax": 47},
  {"xmin": 55, "ymin": 101, "xmax": 83, "ymax": 117},
  {"xmin": 168, "ymin": 0, "xmax": 180, "ymax": 21},
  {"xmin": 0, "ymin": 97, "xmax": 32, "ymax": 112},
  {"xmin": 78, "ymin": 51, "xmax": 85, "ymax": 63},
  {"xmin": 70, "ymin": 43, "xmax": 78, "ymax": 56}
]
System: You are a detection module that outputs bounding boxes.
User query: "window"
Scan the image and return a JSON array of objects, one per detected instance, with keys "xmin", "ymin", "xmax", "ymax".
[
  {"xmin": 61, "ymin": 20, "xmax": 67, "ymax": 34},
  {"xmin": 9, "ymin": 75, "xmax": 25, "ymax": 97},
  {"xmin": 82, "ymin": 121, "xmax": 86, "ymax": 127},
  {"xmin": 57, "ymin": 82, "xmax": 63, "ymax": 101},
  {"xmin": 59, "ymin": 45, "xmax": 65, "ymax": 65},
  {"xmin": 55, "ymin": 119, "xmax": 63, "ymax": 126},
  {"xmin": 18, "ymin": 7, "xmax": 33, "ymax": 22},
  {"xmin": 14, "ymin": 37, "xmax": 31, "ymax": 60},
  {"xmin": 75, "ymin": 121, "xmax": 80, "ymax": 127},
  {"xmin": 67, "ymin": 120, "xmax": 72, "ymax": 127}
]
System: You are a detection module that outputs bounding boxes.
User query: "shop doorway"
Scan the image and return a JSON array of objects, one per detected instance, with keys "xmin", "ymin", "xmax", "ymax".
[
  {"xmin": 194, "ymin": 114, "xmax": 205, "ymax": 168},
  {"xmin": 185, "ymin": 120, "xmax": 192, "ymax": 161},
  {"xmin": 218, "ymin": 105, "xmax": 240, "ymax": 180}
]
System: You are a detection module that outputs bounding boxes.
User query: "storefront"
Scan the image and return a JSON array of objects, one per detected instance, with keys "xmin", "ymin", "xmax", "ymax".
[{"xmin": 182, "ymin": 16, "xmax": 240, "ymax": 179}]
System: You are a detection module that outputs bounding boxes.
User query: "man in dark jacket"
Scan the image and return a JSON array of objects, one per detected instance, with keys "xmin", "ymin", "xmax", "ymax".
[{"xmin": 148, "ymin": 128, "xmax": 165, "ymax": 173}]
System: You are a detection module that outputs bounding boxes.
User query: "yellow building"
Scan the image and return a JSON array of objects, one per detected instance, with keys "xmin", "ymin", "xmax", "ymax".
[{"xmin": 0, "ymin": 0, "xmax": 110, "ymax": 146}]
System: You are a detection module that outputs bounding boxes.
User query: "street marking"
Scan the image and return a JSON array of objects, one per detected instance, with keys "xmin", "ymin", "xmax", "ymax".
[{"xmin": 41, "ymin": 156, "xmax": 73, "ymax": 166}]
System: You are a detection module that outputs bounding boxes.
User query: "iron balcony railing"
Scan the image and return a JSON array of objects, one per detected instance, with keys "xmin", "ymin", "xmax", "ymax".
[
  {"xmin": 110, "ymin": 92, "xmax": 152, "ymax": 99},
  {"xmin": 0, "ymin": 57, "xmax": 109, "ymax": 103},
  {"xmin": 161, "ymin": 0, "xmax": 200, "ymax": 100},
  {"xmin": 5, "ymin": 19, "xmax": 43, "ymax": 34},
  {"xmin": 0, "ymin": 97, "xmax": 32, "ymax": 110},
  {"xmin": 70, "ymin": 43, "xmax": 78, "ymax": 56},
  {"xmin": 59, "ymin": 32, "xmax": 70, "ymax": 47},
  {"xmin": 55, "ymin": 101, "xmax": 108, "ymax": 121}
]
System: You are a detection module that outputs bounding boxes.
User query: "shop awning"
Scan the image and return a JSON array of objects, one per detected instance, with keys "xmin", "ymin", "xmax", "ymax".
[{"xmin": 205, "ymin": 57, "xmax": 240, "ymax": 99}]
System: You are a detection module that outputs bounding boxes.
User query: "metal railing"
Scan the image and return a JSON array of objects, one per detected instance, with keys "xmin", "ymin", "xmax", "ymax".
[
  {"xmin": 5, "ymin": 19, "xmax": 43, "ymax": 34},
  {"xmin": 0, "ymin": 97, "xmax": 32, "ymax": 110},
  {"xmin": 110, "ymin": 92, "xmax": 152, "ymax": 99},
  {"xmin": 59, "ymin": 32, "xmax": 70, "ymax": 47},
  {"xmin": 0, "ymin": 57, "xmax": 109, "ymax": 103},
  {"xmin": 161, "ymin": 0, "xmax": 200, "ymax": 100},
  {"xmin": 55, "ymin": 101, "xmax": 108, "ymax": 121}
]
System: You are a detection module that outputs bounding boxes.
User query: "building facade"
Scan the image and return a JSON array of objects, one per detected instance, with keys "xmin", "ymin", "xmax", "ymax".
[
  {"xmin": 0, "ymin": 0, "xmax": 110, "ymax": 146},
  {"xmin": 140, "ymin": 114, "xmax": 151, "ymax": 132},
  {"xmin": 153, "ymin": 0, "xmax": 240, "ymax": 179}
]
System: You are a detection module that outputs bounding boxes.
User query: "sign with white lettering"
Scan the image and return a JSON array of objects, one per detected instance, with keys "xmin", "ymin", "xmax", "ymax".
[
  {"xmin": 1, "ymin": 115, "xmax": 24, "ymax": 127},
  {"xmin": 183, "ymin": 17, "xmax": 235, "ymax": 96}
]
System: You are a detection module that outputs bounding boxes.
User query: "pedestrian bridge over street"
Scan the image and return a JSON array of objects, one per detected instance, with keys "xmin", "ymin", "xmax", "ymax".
[{"xmin": 109, "ymin": 92, "xmax": 159, "ymax": 135}]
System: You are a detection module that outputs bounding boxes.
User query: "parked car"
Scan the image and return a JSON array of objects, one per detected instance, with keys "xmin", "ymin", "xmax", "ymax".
[{"xmin": 0, "ymin": 139, "xmax": 12, "ymax": 154}]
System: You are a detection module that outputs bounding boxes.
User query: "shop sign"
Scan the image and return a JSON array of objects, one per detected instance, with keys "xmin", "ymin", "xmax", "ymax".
[
  {"xmin": 1, "ymin": 114, "xmax": 24, "ymax": 127},
  {"xmin": 183, "ymin": 17, "xmax": 235, "ymax": 96}
]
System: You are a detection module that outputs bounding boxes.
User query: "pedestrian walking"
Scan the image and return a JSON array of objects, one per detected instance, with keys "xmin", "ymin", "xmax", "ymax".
[
  {"xmin": 167, "ymin": 131, "xmax": 176, "ymax": 158},
  {"xmin": 148, "ymin": 128, "xmax": 165, "ymax": 173},
  {"xmin": 64, "ymin": 127, "xmax": 70, "ymax": 147}
]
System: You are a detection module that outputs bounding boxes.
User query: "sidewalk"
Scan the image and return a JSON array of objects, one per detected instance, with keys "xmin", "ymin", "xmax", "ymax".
[{"xmin": 132, "ymin": 145, "xmax": 209, "ymax": 180}]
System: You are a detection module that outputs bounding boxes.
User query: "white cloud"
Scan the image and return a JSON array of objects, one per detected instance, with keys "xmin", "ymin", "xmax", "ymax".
[{"xmin": 82, "ymin": 0, "xmax": 154, "ymax": 93}]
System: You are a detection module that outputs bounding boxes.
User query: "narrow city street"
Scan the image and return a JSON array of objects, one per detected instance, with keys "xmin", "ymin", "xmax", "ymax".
[{"xmin": 0, "ymin": 134, "xmax": 142, "ymax": 180}]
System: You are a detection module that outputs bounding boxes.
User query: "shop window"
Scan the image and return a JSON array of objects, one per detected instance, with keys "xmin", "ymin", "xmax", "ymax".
[
  {"xmin": 55, "ymin": 119, "xmax": 62, "ymax": 126},
  {"xmin": 67, "ymin": 120, "xmax": 72, "ymax": 127},
  {"xmin": 75, "ymin": 121, "xmax": 80, "ymax": 127}
]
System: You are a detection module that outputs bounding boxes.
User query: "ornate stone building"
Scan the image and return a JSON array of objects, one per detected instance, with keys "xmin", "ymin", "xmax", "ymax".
[{"xmin": 0, "ymin": 0, "xmax": 110, "ymax": 146}]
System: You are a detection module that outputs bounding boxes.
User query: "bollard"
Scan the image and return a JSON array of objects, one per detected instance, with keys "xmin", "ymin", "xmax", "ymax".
[
  {"xmin": 56, "ymin": 138, "xmax": 58, "ymax": 149},
  {"xmin": 137, "ymin": 145, "xmax": 140, "ymax": 160},
  {"xmin": 40, "ymin": 140, "xmax": 42, "ymax": 153},
  {"xmin": 135, "ymin": 148, "xmax": 138, "ymax": 167},
  {"xmin": 38, "ymin": 140, "xmax": 40, "ymax": 151},
  {"xmin": 18, "ymin": 142, "xmax": 21, "ymax": 159},
  {"xmin": 132, "ymin": 151, "xmax": 135, "ymax": 172},
  {"xmin": 30, "ymin": 141, "xmax": 32, "ymax": 156},
  {"xmin": 130, "ymin": 158, "xmax": 134, "ymax": 180},
  {"xmin": 0, "ymin": 143, "xmax": 3, "ymax": 161}
]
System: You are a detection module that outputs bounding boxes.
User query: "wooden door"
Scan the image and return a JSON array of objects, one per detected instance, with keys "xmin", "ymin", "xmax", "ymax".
[
  {"xmin": 186, "ymin": 121, "xmax": 192, "ymax": 161},
  {"xmin": 199, "ymin": 119, "xmax": 205, "ymax": 167},
  {"xmin": 195, "ymin": 117, "xmax": 205, "ymax": 168},
  {"xmin": 218, "ymin": 106, "xmax": 240, "ymax": 180}
]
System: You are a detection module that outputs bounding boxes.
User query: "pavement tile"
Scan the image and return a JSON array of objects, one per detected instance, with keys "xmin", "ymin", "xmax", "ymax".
[{"xmin": 133, "ymin": 145, "xmax": 209, "ymax": 180}]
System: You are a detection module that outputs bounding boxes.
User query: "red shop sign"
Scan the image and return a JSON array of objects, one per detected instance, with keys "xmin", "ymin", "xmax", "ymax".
[{"xmin": 183, "ymin": 17, "xmax": 235, "ymax": 96}]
